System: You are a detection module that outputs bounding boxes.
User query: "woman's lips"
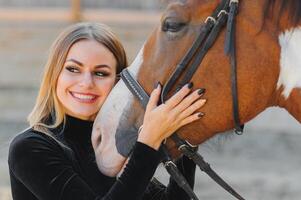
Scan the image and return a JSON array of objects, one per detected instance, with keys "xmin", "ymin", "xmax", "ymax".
[{"xmin": 70, "ymin": 91, "xmax": 99, "ymax": 103}]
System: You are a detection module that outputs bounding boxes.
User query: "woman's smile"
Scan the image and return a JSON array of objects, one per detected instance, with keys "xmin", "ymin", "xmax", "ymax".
[{"xmin": 69, "ymin": 91, "xmax": 100, "ymax": 104}]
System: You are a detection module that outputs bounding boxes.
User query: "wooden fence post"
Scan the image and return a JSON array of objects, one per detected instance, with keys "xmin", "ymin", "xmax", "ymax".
[{"xmin": 71, "ymin": 0, "xmax": 81, "ymax": 22}]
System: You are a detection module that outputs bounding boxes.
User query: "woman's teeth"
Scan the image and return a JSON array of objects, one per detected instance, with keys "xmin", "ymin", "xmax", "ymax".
[{"xmin": 72, "ymin": 92, "xmax": 97, "ymax": 100}]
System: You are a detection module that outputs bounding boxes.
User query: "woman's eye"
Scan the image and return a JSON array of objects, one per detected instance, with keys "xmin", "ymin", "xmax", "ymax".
[
  {"xmin": 94, "ymin": 71, "xmax": 109, "ymax": 77},
  {"xmin": 66, "ymin": 66, "xmax": 80, "ymax": 73},
  {"xmin": 162, "ymin": 19, "xmax": 186, "ymax": 32}
]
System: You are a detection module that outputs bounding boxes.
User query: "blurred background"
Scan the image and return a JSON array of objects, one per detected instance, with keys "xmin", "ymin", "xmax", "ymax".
[{"xmin": 0, "ymin": 1, "xmax": 300, "ymax": 199}]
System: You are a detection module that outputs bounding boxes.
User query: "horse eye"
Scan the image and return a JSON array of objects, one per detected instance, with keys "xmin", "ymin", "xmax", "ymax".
[{"xmin": 162, "ymin": 19, "xmax": 186, "ymax": 33}]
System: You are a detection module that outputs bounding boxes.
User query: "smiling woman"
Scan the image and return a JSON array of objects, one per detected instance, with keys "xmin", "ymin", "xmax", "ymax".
[
  {"xmin": 7, "ymin": 22, "xmax": 207, "ymax": 200},
  {"xmin": 56, "ymin": 40, "xmax": 117, "ymax": 121},
  {"xmin": 26, "ymin": 23, "xmax": 127, "ymax": 131}
]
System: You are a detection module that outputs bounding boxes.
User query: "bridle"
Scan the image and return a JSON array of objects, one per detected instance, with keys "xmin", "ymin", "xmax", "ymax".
[{"xmin": 121, "ymin": 0, "xmax": 246, "ymax": 199}]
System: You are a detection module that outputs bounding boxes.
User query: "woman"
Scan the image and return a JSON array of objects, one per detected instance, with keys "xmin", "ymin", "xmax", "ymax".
[{"xmin": 8, "ymin": 22, "xmax": 206, "ymax": 200}]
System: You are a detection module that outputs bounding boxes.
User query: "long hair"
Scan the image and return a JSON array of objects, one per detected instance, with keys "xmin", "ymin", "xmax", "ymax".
[{"xmin": 28, "ymin": 22, "xmax": 128, "ymax": 135}]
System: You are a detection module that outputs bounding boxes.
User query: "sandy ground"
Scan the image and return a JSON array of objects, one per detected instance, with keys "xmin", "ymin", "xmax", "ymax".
[{"xmin": 0, "ymin": 10, "xmax": 300, "ymax": 200}]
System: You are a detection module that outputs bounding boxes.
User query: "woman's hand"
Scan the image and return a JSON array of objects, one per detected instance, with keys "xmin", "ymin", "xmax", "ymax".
[{"xmin": 137, "ymin": 83, "xmax": 206, "ymax": 150}]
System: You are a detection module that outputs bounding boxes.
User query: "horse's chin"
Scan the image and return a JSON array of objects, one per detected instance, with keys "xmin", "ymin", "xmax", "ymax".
[
  {"xmin": 92, "ymin": 111, "xmax": 128, "ymax": 177},
  {"xmin": 94, "ymin": 145, "xmax": 127, "ymax": 177}
]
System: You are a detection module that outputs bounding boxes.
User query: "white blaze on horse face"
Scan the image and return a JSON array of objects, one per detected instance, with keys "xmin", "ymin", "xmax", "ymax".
[
  {"xmin": 128, "ymin": 45, "xmax": 145, "ymax": 77},
  {"xmin": 278, "ymin": 27, "xmax": 301, "ymax": 99},
  {"xmin": 92, "ymin": 46, "xmax": 144, "ymax": 176}
]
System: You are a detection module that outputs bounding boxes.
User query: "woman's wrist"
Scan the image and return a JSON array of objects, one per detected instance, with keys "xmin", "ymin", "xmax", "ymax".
[{"xmin": 137, "ymin": 130, "xmax": 162, "ymax": 150}]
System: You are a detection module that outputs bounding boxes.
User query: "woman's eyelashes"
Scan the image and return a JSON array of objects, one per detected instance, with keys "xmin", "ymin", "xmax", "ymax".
[
  {"xmin": 66, "ymin": 66, "xmax": 80, "ymax": 73},
  {"xmin": 65, "ymin": 66, "xmax": 110, "ymax": 77},
  {"xmin": 94, "ymin": 71, "xmax": 110, "ymax": 77}
]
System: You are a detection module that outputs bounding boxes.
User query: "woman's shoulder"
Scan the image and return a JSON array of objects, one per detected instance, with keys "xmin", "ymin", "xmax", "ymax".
[
  {"xmin": 7, "ymin": 127, "xmax": 79, "ymax": 187},
  {"xmin": 10, "ymin": 127, "xmax": 58, "ymax": 149},
  {"xmin": 8, "ymin": 128, "xmax": 63, "ymax": 165}
]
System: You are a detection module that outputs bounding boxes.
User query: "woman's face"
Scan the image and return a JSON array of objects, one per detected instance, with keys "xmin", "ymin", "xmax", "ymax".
[{"xmin": 56, "ymin": 39, "xmax": 117, "ymax": 120}]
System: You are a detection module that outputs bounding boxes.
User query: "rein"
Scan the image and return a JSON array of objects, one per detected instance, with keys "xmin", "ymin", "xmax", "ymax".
[{"xmin": 121, "ymin": 0, "xmax": 245, "ymax": 199}]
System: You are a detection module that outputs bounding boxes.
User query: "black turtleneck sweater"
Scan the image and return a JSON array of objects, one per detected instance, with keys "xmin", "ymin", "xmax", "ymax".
[{"xmin": 8, "ymin": 115, "xmax": 196, "ymax": 200}]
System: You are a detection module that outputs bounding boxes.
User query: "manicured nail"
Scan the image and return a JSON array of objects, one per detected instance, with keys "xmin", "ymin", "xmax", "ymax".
[
  {"xmin": 198, "ymin": 112, "xmax": 205, "ymax": 118},
  {"xmin": 154, "ymin": 81, "xmax": 161, "ymax": 89},
  {"xmin": 187, "ymin": 82, "xmax": 193, "ymax": 89},
  {"xmin": 200, "ymin": 99, "xmax": 207, "ymax": 104},
  {"xmin": 198, "ymin": 88, "xmax": 206, "ymax": 95}
]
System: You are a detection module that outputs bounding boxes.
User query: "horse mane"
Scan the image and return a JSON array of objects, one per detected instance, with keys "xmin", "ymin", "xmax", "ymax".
[{"xmin": 264, "ymin": 0, "xmax": 301, "ymax": 25}]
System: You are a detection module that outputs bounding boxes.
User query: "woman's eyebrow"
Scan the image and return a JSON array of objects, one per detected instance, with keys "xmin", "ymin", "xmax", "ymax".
[
  {"xmin": 66, "ymin": 58, "xmax": 83, "ymax": 66},
  {"xmin": 95, "ymin": 64, "xmax": 111, "ymax": 69},
  {"xmin": 66, "ymin": 59, "xmax": 110, "ymax": 69}
]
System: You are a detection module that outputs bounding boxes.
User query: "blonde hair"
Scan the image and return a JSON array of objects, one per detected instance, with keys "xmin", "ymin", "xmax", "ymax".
[{"xmin": 28, "ymin": 22, "xmax": 127, "ymax": 134}]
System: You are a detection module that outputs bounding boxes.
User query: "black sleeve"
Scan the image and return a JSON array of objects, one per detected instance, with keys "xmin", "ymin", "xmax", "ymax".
[
  {"xmin": 142, "ymin": 155, "xmax": 196, "ymax": 200},
  {"xmin": 8, "ymin": 132, "xmax": 161, "ymax": 200}
]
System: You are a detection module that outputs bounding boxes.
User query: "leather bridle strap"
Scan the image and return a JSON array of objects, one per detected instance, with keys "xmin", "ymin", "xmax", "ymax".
[
  {"xmin": 174, "ymin": 6, "xmax": 229, "ymax": 91},
  {"xmin": 171, "ymin": 134, "xmax": 245, "ymax": 200},
  {"xmin": 225, "ymin": 0, "xmax": 244, "ymax": 134},
  {"xmin": 161, "ymin": 145, "xmax": 199, "ymax": 200},
  {"xmin": 161, "ymin": 0, "xmax": 230, "ymax": 101},
  {"xmin": 120, "ymin": 69, "xmax": 245, "ymax": 200}
]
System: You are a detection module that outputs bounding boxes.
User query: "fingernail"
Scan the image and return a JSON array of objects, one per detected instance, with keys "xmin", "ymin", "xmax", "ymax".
[
  {"xmin": 198, "ymin": 88, "xmax": 206, "ymax": 95},
  {"xmin": 187, "ymin": 82, "xmax": 193, "ymax": 89},
  {"xmin": 198, "ymin": 112, "xmax": 205, "ymax": 118},
  {"xmin": 158, "ymin": 82, "xmax": 162, "ymax": 88},
  {"xmin": 154, "ymin": 81, "xmax": 161, "ymax": 89}
]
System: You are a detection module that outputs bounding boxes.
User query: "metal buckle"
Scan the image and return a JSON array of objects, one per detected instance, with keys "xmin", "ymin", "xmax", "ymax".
[
  {"xmin": 185, "ymin": 140, "xmax": 198, "ymax": 148},
  {"xmin": 234, "ymin": 128, "xmax": 243, "ymax": 135},
  {"xmin": 164, "ymin": 160, "xmax": 176, "ymax": 168},
  {"xmin": 217, "ymin": 10, "xmax": 228, "ymax": 18},
  {"xmin": 205, "ymin": 16, "xmax": 216, "ymax": 24},
  {"xmin": 178, "ymin": 140, "xmax": 198, "ymax": 151},
  {"xmin": 230, "ymin": 0, "xmax": 239, "ymax": 4}
]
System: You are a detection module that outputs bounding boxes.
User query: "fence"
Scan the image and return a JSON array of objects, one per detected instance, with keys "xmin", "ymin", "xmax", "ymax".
[
  {"xmin": 0, "ymin": 0, "xmax": 159, "ymax": 9},
  {"xmin": 0, "ymin": 0, "xmax": 160, "ymax": 22}
]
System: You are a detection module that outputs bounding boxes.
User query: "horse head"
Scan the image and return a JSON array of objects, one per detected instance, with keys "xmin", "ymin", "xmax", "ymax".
[{"xmin": 92, "ymin": 0, "xmax": 301, "ymax": 177}]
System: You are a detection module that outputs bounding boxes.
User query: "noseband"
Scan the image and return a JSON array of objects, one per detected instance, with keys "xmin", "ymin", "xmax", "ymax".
[{"xmin": 121, "ymin": 0, "xmax": 246, "ymax": 199}]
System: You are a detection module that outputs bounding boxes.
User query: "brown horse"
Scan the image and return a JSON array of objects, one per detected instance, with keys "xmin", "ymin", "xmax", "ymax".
[{"xmin": 91, "ymin": 0, "xmax": 301, "ymax": 178}]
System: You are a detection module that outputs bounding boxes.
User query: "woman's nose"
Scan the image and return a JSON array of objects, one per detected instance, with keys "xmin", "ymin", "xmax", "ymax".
[{"xmin": 79, "ymin": 72, "xmax": 94, "ymax": 88}]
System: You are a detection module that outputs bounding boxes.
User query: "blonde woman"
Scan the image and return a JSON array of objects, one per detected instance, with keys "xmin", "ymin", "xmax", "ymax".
[{"xmin": 8, "ymin": 22, "xmax": 206, "ymax": 200}]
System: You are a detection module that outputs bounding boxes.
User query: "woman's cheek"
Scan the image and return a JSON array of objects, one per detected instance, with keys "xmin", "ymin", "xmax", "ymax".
[
  {"xmin": 57, "ymin": 71, "xmax": 76, "ymax": 88},
  {"xmin": 98, "ymin": 78, "xmax": 116, "ymax": 95}
]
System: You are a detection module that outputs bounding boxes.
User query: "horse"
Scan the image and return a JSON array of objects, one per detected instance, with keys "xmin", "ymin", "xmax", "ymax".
[{"xmin": 91, "ymin": 0, "xmax": 301, "ymax": 186}]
